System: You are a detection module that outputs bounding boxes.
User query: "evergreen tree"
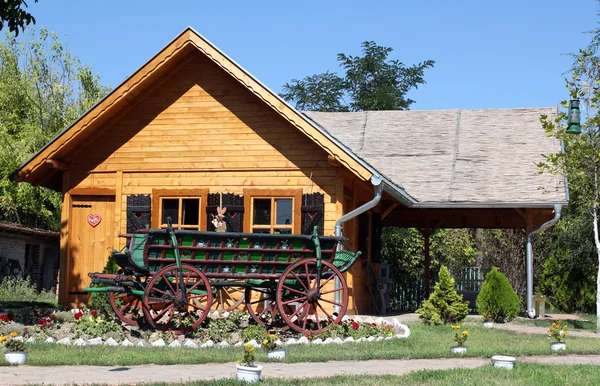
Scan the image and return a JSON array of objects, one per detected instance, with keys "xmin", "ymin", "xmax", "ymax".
[
  {"xmin": 476, "ymin": 267, "xmax": 520, "ymax": 322},
  {"xmin": 416, "ymin": 265, "xmax": 469, "ymax": 325}
]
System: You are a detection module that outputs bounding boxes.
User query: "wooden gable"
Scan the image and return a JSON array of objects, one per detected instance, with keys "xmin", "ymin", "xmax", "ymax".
[{"xmin": 11, "ymin": 28, "xmax": 372, "ymax": 189}]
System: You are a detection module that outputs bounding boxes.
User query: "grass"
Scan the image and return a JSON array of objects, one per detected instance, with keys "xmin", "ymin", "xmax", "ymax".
[
  {"xmin": 66, "ymin": 364, "xmax": 600, "ymax": 385},
  {"xmin": 0, "ymin": 276, "xmax": 58, "ymax": 308},
  {"xmin": 512, "ymin": 315, "xmax": 598, "ymax": 332},
  {"xmin": 10, "ymin": 323, "xmax": 600, "ymax": 366}
]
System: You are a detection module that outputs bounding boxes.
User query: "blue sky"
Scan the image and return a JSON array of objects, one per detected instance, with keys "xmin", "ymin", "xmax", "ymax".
[{"xmin": 25, "ymin": 0, "xmax": 600, "ymax": 110}]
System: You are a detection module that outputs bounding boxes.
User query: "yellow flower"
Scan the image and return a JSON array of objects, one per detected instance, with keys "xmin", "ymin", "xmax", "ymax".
[
  {"xmin": 9, "ymin": 332, "xmax": 17, "ymax": 337},
  {"xmin": 249, "ymin": 347, "xmax": 254, "ymax": 352},
  {"xmin": 462, "ymin": 331, "xmax": 469, "ymax": 335},
  {"xmin": 263, "ymin": 339, "xmax": 268, "ymax": 344},
  {"xmin": 0, "ymin": 336, "xmax": 7, "ymax": 343},
  {"xmin": 245, "ymin": 343, "xmax": 252, "ymax": 348},
  {"xmin": 236, "ymin": 360, "xmax": 241, "ymax": 364},
  {"xmin": 452, "ymin": 325, "xmax": 460, "ymax": 329}
]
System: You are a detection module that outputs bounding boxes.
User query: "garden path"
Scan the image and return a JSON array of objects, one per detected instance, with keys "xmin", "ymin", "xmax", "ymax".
[{"xmin": 2, "ymin": 355, "xmax": 600, "ymax": 385}]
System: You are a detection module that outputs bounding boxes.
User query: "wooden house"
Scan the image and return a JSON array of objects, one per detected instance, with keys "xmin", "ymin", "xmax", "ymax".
[{"xmin": 11, "ymin": 28, "xmax": 567, "ymax": 313}]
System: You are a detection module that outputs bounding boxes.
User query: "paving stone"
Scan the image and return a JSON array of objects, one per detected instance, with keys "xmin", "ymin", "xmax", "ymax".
[
  {"xmin": 121, "ymin": 339, "xmax": 134, "ymax": 347},
  {"xmin": 152, "ymin": 339, "xmax": 166, "ymax": 347},
  {"xmin": 104, "ymin": 338, "xmax": 119, "ymax": 346},
  {"xmin": 169, "ymin": 340, "xmax": 182, "ymax": 348},
  {"xmin": 73, "ymin": 338, "xmax": 86, "ymax": 346},
  {"xmin": 184, "ymin": 340, "xmax": 198, "ymax": 348},
  {"xmin": 88, "ymin": 337, "xmax": 102, "ymax": 345}
]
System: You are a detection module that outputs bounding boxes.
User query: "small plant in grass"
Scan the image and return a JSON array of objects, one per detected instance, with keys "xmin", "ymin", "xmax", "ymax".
[
  {"xmin": 416, "ymin": 265, "xmax": 469, "ymax": 325},
  {"xmin": 1, "ymin": 332, "xmax": 26, "ymax": 352},
  {"xmin": 262, "ymin": 333, "xmax": 278, "ymax": 351},
  {"xmin": 548, "ymin": 322, "xmax": 568, "ymax": 343},
  {"xmin": 0, "ymin": 276, "xmax": 58, "ymax": 307},
  {"xmin": 476, "ymin": 267, "xmax": 520, "ymax": 323},
  {"xmin": 237, "ymin": 342, "xmax": 256, "ymax": 367},
  {"xmin": 452, "ymin": 325, "xmax": 469, "ymax": 346},
  {"xmin": 481, "ymin": 312, "xmax": 494, "ymax": 323}
]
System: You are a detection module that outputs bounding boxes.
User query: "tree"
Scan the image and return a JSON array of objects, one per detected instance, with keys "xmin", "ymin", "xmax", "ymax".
[
  {"xmin": 539, "ymin": 47, "xmax": 600, "ymax": 331},
  {"xmin": 0, "ymin": 28, "xmax": 109, "ymax": 230},
  {"xmin": 281, "ymin": 41, "xmax": 434, "ymax": 112},
  {"xmin": 416, "ymin": 265, "xmax": 469, "ymax": 325},
  {"xmin": 0, "ymin": 0, "xmax": 38, "ymax": 36},
  {"xmin": 476, "ymin": 267, "xmax": 521, "ymax": 323}
]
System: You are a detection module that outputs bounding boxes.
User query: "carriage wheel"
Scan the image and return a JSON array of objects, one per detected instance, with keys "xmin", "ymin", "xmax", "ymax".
[
  {"xmin": 110, "ymin": 292, "xmax": 144, "ymax": 326},
  {"xmin": 209, "ymin": 280, "xmax": 245, "ymax": 311},
  {"xmin": 276, "ymin": 258, "xmax": 348, "ymax": 334},
  {"xmin": 143, "ymin": 264, "xmax": 212, "ymax": 333},
  {"xmin": 244, "ymin": 285, "xmax": 289, "ymax": 328}
]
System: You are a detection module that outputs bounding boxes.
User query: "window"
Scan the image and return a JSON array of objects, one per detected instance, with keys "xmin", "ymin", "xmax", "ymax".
[
  {"xmin": 152, "ymin": 189, "xmax": 208, "ymax": 230},
  {"xmin": 244, "ymin": 189, "xmax": 301, "ymax": 234}
]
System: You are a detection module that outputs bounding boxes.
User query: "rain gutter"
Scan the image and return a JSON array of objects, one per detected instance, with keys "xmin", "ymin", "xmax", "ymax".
[{"xmin": 525, "ymin": 204, "xmax": 563, "ymax": 318}]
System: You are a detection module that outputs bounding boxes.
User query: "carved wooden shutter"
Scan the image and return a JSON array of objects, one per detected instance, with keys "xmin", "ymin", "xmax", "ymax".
[
  {"xmin": 126, "ymin": 194, "xmax": 151, "ymax": 233},
  {"xmin": 301, "ymin": 193, "xmax": 324, "ymax": 235},
  {"xmin": 206, "ymin": 193, "xmax": 244, "ymax": 232}
]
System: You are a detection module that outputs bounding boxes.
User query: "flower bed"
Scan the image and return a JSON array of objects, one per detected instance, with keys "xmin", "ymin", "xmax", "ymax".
[{"xmin": 1, "ymin": 305, "xmax": 409, "ymax": 350}]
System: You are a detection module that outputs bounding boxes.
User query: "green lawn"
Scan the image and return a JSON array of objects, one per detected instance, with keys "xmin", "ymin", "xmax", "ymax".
[
  {"xmin": 78, "ymin": 364, "xmax": 600, "ymax": 385},
  {"xmin": 511, "ymin": 315, "xmax": 598, "ymax": 332},
  {"xmin": 11, "ymin": 323, "xmax": 600, "ymax": 366}
]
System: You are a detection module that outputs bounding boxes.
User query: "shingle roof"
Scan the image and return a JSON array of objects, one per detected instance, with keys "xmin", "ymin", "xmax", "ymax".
[{"xmin": 304, "ymin": 108, "xmax": 566, "ymax": 204}]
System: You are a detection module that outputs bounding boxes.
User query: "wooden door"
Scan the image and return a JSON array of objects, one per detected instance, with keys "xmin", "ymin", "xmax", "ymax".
[{"xmin": 66, "ymin": 195, "xmax": 115, "ymax": 305}]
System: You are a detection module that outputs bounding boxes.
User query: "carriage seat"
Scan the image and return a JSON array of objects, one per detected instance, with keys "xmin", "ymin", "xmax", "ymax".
[{"xmin": 113, "ymin": 249, "xmax": 151, "ymax": 276}]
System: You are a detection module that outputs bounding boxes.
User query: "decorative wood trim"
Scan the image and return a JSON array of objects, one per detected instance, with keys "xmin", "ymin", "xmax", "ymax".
[
  {"xmin": 58, "ymin": 171, "xmax": 71, "ymax": 304},
  {"xmin": 243, "ymin": 188, "xmax": 302, "ymax": 233},
  {"xmin": 46, "ymin": 159, "xmax": 68, "ymax": 170},
  {"xmin": 68, "ymin": 187, "xmax": 116, "ymax": 196},
  {"xmin": 151, "ymin": 188, "xmax": 209, "ymax": 230}
]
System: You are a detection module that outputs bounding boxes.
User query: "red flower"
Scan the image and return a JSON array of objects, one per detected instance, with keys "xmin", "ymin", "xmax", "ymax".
[
  {"xmin": 91, "ymin": 310, "xmax": 97, "ymax": 317},
  {"xmin": 0, "ymin": 315, "xmax": 7, "ymax": 323},
  {"xmin": 23, "ymin": 328, "xmax": 28, "ymax": 331},
  {"xmin": 351, "ymin": 321, "xmax": 359, "ymax": 331},
  {"xmin": 50, "ymin": 314, "xmax": 56, "ymax": 319},
  {"xmin": 74, "ymin": 311, "xmax": 83, "ymax": 320}
]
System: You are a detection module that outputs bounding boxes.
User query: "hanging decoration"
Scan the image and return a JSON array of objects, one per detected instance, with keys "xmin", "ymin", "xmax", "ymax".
[
  {"xmin": 212, "ymin": 185, "xmax": 227, "ymax": 232},
  {"xmin": 87, "ymin": 214, "xmax": 102, "ymax": 228}
]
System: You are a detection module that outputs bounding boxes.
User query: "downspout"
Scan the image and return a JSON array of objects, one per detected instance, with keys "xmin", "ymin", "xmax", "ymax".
[
  {"xmin": 333, "ymin": 175, "xmax": 383, "ymax": 313},
  {"xmin": 526, "ymin": 204, "xmax": 562, "ymax": 318}
]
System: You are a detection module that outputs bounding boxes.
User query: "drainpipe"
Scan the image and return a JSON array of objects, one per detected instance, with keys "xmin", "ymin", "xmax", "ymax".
[
  {"xmin": 526, "ymin": 204, "xmax": 562, "ymax": 318},
  {"xmin": 333, "ymin": 175, "xmax": 383, "ymax": 313}
]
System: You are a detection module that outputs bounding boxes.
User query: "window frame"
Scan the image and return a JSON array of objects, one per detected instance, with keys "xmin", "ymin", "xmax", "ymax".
[
  {"xmin": 151, "ymin": 189, "xmax": 209, "ymax": 230},
  {"xmin": 243, "ymin": 189, "xmax": 302, "ymax": 234}
]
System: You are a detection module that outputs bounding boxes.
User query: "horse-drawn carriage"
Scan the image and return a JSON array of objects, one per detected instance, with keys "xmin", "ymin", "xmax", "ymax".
[{"xmin": 85, "ymin": 219, "xmax": 361, "ymax": 334}]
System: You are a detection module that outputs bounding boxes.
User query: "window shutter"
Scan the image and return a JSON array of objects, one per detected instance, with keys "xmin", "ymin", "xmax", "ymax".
[
  {"xmin": 206, "ymin": 193, "xmax": 244, "ymax": 232},
  {"xmin": 301, "ymin": 193, "xmax": 324, "ymax": 235},
  {"xmin": 126, "ymin": 194, "xmax": 151, "ymax": 233}
]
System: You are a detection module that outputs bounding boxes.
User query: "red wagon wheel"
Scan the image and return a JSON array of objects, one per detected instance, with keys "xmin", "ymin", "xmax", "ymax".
[
  {"xmin": 110, "ymin": 292, "xmax": 144, "ymax": 326},
  {"xmin": 276, "ymin": 258, "xmax": 348, "ymax": 334},
  {"xmin": 143, "ymin": 264, "xmax": 212, "ymax": 334}
]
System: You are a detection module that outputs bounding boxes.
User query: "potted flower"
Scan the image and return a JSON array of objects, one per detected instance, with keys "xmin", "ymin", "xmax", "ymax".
[
  {"xmin": 548, "ymin": 322, "xmax": 568, "ymax": 351},
  {"xmin": 450, "ymin": 325, "xmax": 469, "ymax": 353},
  {"xmin": 236, "ymin": 342, "xmax": 262, "ymax": 383},
  {"xmin": 2, "ymin": 332, "xmax": 27, "ymax": 365},
  {"xmin": 481, "ymin": 312, "xmax": 494, "ymax": 328},
  {"xmin": 263, "ymin": 333, "xmax": 285, "ymax": 359}
]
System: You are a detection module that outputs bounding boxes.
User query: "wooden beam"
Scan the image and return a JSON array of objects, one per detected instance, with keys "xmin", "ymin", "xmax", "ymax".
[
  {"xmin": 327, "ymin": 155, "xmax": 343, "ymax": 167},
  {"xmin": 514, "ymin": 208, "xmax": 527, "ymax": 220},
  {"xmin": 46, "ymin": 159, "xmax": 68, "ymax": 170},
  {"xmin": 381, "ymin": 203, "xmax": 398, "ymax": 220},
  {"xmin": 68, "ymin": 187, "xmax": 116, "ymax": 196}
]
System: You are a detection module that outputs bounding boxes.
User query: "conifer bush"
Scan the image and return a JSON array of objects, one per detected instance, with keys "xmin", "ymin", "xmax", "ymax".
[
  {"xmin": 476, "ymin": 267, "xmax": 520, "ymax": 322},
  {"xmin": 416, "ymin": 265, "xmax": 469, "ymax": 325}
]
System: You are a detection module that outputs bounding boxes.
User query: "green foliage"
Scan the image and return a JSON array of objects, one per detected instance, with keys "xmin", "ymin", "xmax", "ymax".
[
  {"xmin": 239, "ymin": 342, "xmax": 256, "ymax": 367},
  {"xmin": 281, "ymin": 41, "xmax": 434, "ymax": 112},
  {"xmin": 242, "ymin": 324, "xmax": 267, "ymax": 343},
  {"xmin": 476, "ymin": 267, "xmax": 520, "ymax": 322},
  {"xmin": 0, "ymin": 0, "xmax": 37, "ymax": 36},
  {"xmin": 0, "ymin": 276, "xmax": 57, "ymax": 307},
  {"xmin": 451, "ymin": 325, "xmax": 469, "ymax": 346},
  {"xmin": 2, "ymin": 334, "xmax": 26, "ymax": 352},
  {"xmin": 0, "ymin": 28, "xmax": 109, "ymax": 231},
  {"xmin": 416, "ymin": 265, "xmax": 469, "ymax": 325},
  {"xmin": 88, "ymin": 255, "xmax": 120, "ymax": 316},
  {"xmin": 73, "ymin": 310, "xmax": 121, "ymax": 338}
]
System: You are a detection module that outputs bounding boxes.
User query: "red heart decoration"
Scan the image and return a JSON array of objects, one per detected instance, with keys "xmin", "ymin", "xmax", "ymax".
[
  {"xmin": 87, "ymin": 214, "xmax": 102, "ymax": 227},
  {"xmin": 134, "ymin": 211, "xmax": 143, "ymax": 219}
]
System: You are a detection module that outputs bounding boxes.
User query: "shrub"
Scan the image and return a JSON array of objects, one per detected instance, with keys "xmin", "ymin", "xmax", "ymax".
[
  {"xmin": 242, "ymin": 324, "xmax": 267, "ymax": 343},
  {"xmin": 416, "ymin": 265, "xmax": 469, "ymax": 325},
  {"xmin": 476, "ymin": 267, "xmax": 520, "ymax": 322}
]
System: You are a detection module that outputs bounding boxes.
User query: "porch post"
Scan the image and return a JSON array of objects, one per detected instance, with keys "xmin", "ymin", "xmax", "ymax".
[{"xmin": 423, "ymin": 217, "xmax": 431, "ymax": 296}]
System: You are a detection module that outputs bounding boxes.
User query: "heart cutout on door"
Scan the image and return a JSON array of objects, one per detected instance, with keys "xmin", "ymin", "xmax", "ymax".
[{"xmin": 87, "ymin": 214, "xmax": 102, "ymax": 227}]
